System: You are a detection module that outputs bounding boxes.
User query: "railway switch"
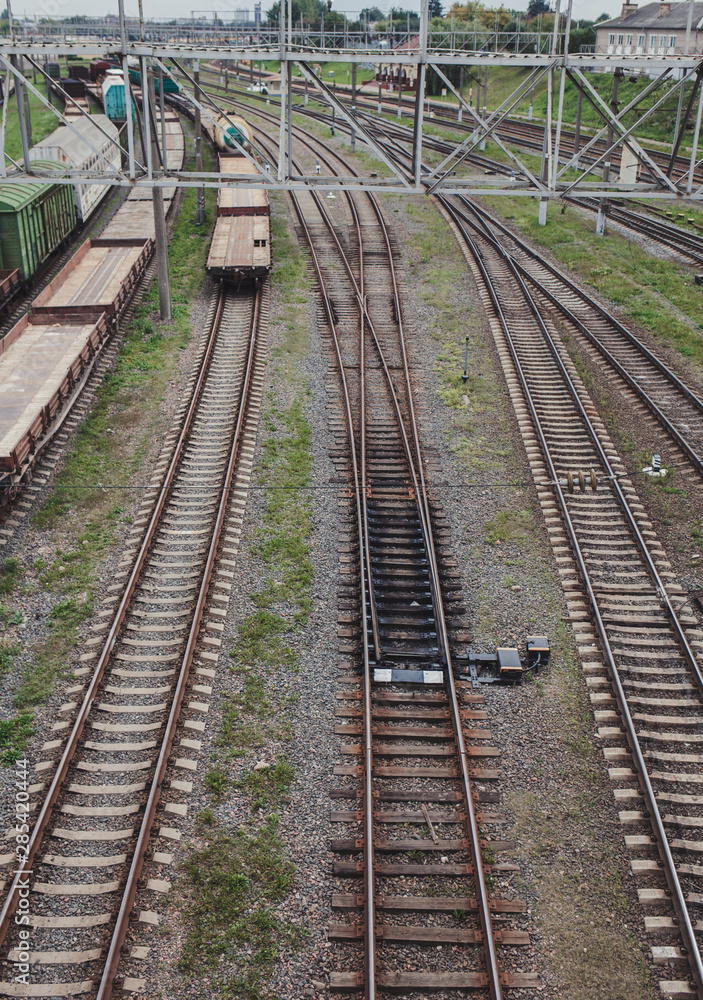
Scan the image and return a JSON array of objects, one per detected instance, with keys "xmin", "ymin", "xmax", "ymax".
[
  {"xmin": 526, "ymin": 635, "xmax": 550, "ymax": 671},
  {"xmin": 456, "ymin": 637, "xmax": 550, "ymax": 687}
]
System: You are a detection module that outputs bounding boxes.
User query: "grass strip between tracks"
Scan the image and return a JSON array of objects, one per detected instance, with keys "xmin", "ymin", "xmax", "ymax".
[
  {"xmin": 175, "ymin": 193, "xmax": 311, "ymax": 999},
  {"xmin": 0, "ymin": 134, "xmax": 217, "ymax": 763},
  {"xmin": 485, "ymin": 195, "xmax": 703, "ymax": 367}
]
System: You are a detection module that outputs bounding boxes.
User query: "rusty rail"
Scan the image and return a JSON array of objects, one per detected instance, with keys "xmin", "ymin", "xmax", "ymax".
[
  {"xmin": 0, "ymin": 285, "xmax": 229, "ymax": 949},
  {"xmin": 97, "ymin": 282, "xmax": 261, "ymax": 998},
  {"xmin": 272, "ymin": 114, "xmax": 503, "ymax": 997}
]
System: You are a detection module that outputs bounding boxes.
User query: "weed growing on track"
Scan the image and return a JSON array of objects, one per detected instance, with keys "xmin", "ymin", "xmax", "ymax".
[
  {"xmin": 485, "ymin": 509, "xmax": 535, "ymax": 546},
  {"xmin": 178, "ymin": 816, "xmax": 302, "ymax": 999},
  {"xmin": 2, "ymin": 134, "xmax": 216, "ymax": 756},
  {"xmin": 177, "ymin": 196, "xmax": 311, "ymax": 996},
  {"xmin": 0, "ymin": 558, "xmax": 22, "ymax": 595},
  {"xmin": 0, "ymin": 714, "xmax": 34, "ymax": 765}
]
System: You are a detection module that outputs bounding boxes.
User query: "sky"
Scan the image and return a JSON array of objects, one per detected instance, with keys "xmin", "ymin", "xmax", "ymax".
[{"xmin": 17, "ymin": 0, "xmax": 622, "ymax": 31}]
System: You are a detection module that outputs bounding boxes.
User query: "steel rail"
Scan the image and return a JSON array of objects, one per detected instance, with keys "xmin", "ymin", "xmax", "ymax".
[
  {"xmin": 97, "ymin": 283, "xmax": 261, "ymax": 998},
  {"xmin": 286, "ymin": 189, "xmax": 377, "ymax": 1000},
  {"xmin": 309, "ymin": 177, "xmax": 505, "ymax": 1000},
  {"xmin": 0, "ymin": 283, "xmax": 227, "ymax": 950},
  {"xmin": 248, "ymin": 105, "xmax": 382, "ymax": 1000},
  {"xmin": 447, "ymin": 200, "xmax": 703, "ymax": 479},
  {"xmin": 458, "ymin": 217, "xmax": 703, "ymax": 999},
  {"xmin": 257, "ymin": 111, "xmax": 503, "ymax": 996},
  {"xmin": 365, "ymin": 189, "xmax": 503, "ymax": 999},
  {"xmin": 450, "ymin": 196, "xmax": 703, "ymax": 416},
  {"xmin": 244, "ymin": 103, "xmax": 503, "ymax": 997},
  {"xmin": 450, "ymin": 201, "xmax": 703, "ymax": 699}
]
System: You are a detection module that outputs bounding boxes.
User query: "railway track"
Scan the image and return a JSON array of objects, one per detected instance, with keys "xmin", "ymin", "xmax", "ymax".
[
  {"xmin": 269, "ymin": 98, "xmax": 703, "ymax": 488},
  {"xmin": 198, "ymin": 65, "xmax": 703, "ymax": 189},
  {"xmin": 445, "ymin": 204, "xmax": 703, "ymax": 999},
  {"xmin": 0, "ymin": 281, "xmax": 267, "ymax": 998},
  {"xmin": 440, "ymin": 197, "xmax": 703, "ymax": 481},
  {"xmin": 217, "ymin": 89, "xmax": 703, "ymax": 993},
  {"xmin": 229, "ymin": 101, "xmax": 539, "ymax": 997},
  {"xmin": 287, "ymin": 98, "xmax": 703, "ymax": 267}
]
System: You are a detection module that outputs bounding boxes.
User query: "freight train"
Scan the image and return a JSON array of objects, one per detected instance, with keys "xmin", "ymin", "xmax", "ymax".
[
  {"xmin": 0, "ymin": 115, "xmax": 123, "ymax": 309},
  {"xmin": 206, "ymin": 114, "xmax": 271, "ymax": 281}
]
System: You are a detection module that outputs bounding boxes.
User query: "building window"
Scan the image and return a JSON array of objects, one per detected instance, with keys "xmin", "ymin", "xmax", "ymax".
[
  {"xmin": 669, "ymin": 34, "xmax": 676, "ymax": 46},
  {"xmin": 638, "ymin": 34, "xmax": 645, "ymax": 45},
  {"xmin": 609, "ymin": 33, "xmax": 615, "ymax": 43},
  {"xmin": 626, "ymin": 34, "xmax": 632, "ymax": 44},
  {"xmin": 660, "ymin": 34, "xmax": 667, "ymax": 46},
  {"xmin": 617, "ymin": 33, "xmax": 624, "ymax": 43}
]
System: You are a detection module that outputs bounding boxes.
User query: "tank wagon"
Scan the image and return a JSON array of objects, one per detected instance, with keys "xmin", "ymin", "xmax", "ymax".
[
  {"xmin": 214, "ymin": 114, "xmax": 254, "ymax": 154},
  {"xmin": 0, "ymin": 161, "xmax": 75, "ymax": 282},
  {"xmin": 28, "ymin": 116, "xmax": 121, "ymax": 223},
  {"xmin": 206, "ymin": 114, "xmax": 271, "ymax": 282}
]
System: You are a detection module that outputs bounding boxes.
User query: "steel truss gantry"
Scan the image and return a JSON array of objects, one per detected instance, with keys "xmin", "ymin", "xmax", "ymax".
[{"xmin": 1, "ymin": 0, "xmax": 702, "ymax": 207}]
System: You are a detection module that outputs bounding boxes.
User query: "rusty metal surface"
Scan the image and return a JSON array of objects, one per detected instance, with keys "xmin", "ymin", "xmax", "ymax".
[
  {"xmin": 0, "ymin": 316, "xmax": 107, "ymax": 473},
  {"xmin": 206, "ymin": 215, "xmax": 271, "ymax": 276}
]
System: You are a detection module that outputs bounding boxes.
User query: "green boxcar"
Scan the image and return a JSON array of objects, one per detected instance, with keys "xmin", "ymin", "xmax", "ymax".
[
  {"xmin": 128, "ymin": 68, "xmax": 179, "ymax": 94},
  {"xmin": 0, "ymin": 161, "xmax": 76, "ymax": 281}
]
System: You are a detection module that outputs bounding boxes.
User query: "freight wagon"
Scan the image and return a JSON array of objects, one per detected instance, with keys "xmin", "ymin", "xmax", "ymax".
[
  {"xmin": 127, "ymin": 66, "xmax": 180, "ymax": 94},
  {"xmin": 102, "ymin": 70, "xmax": 134, "ymax": 122},
  {"xmin": 206, "ymin": 149, "xmax": 271, "ymax": 281},
  {"xmin": 28, "ymin": 116, "xmax": 121, "ymax": 223},
  {"xmin": 0, "ymin": 161, "xmax": 76, "ymax": 281}
]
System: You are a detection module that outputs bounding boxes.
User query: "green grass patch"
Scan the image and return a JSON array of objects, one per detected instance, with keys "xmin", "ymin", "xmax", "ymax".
[
  {"xmin": 204, "ymin": 765, "xmax": 229, "ymax": 802},
  {"xmin": 486, "ymin": 509, "xmax": 536, "ymax": 546},
  {"xmin": 0, "ymin": 641, "xmax": 19, "ymax": 680},
  {"xmin": 235, "ymin": 609, "xmax": 298, "ymax": 668},
  {"xmin": 240, "ymin": 758, "xmax": 295, "ymax": 813},
  {"xmin": 14, "ymin": 597, "xmax": 92, "ymax": 709},
  {"xmin": 487, "ymin": 197, "xmax": 703, "ymax": 368},
  {"xmin": 177, "ymin": 815, "xmax": 303, "ymax": 999},
  {"xmin": 0, "ymin": 557, "xmax": 22, "ymax": 595},
  {"xmin": 0, "ymin": 713, "xmax": 34, "ymax": 766}
]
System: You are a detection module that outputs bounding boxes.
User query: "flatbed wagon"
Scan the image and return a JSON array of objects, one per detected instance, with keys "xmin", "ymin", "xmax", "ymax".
[
  {"xmin": 0, "ymin": 312, "xmax": 109, "ymax": 483},
  {"xmin": 206, "ymin": 215, "xmax": 271, "ymax": 279},
  {"xmin": 31, "ymin": 237, "xmax": 153, "ymax": 324}
]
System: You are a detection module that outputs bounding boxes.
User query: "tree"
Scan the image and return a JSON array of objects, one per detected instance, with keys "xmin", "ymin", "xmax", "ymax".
[
  {"xmin": 360, "ymin": 6, "xmax": 383, "ymax": 20},
  {"xmin": 266, "ymin": 0, "xmax": 327, "ymax": 22},
  {"xmin": 428, "ymin": 0, "xmax": 444, "ymax": 16},
  {"xmin": 568, "ymin": 18, "xmax": 595, "ymax": 51},
  {"xmin": 448, "ymin": 1, "xmax": 484, "ymax": 23},
  {"xmin": 526, "ymin": 0, "xmax": 550, "ymax": 15},
  {"xmin": 595, "ymin": 11, "xmax": 610, "ymax": 20}
]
